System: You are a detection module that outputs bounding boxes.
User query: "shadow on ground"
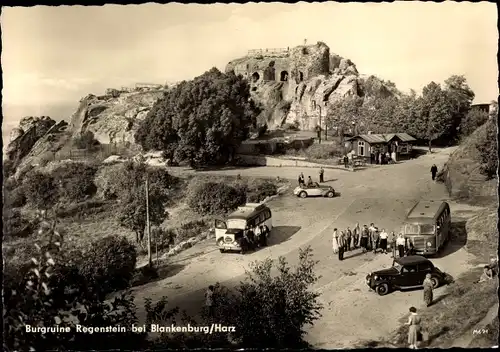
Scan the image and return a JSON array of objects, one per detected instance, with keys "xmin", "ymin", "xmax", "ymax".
[
  {"xmin": 267, "ymin": 226, "xmax": 301, "ymax": 247},
  {"xmin": 430, "ymin": 220, "xmax": 467, "ymax": 259},
  {"xmin": 131, "ymin": 263, "xmax": 186, "ymax": 288}
]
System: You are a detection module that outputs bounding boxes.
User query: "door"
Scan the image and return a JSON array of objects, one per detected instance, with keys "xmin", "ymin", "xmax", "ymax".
[
  {"xmin": 417, "ymin": 262, "xmax": 433, "ymax": 285},
  {"xmin": 400, "ymin": 265, "xmax": 421, "ymax": 287},
  {"xmin": 214, "ymin": 220, "xmax": 227, "ymax": 242},
  {"xmin": 358, "ymin": 141, "xmax": 365, "ymax": 157}
]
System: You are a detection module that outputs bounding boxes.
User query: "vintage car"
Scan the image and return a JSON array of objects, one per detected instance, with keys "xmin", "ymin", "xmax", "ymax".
[
  {"xmin": 365, "ymin": 255, "xmax": 449, "ymax": 296},
  {"xmin": 293, "ymin": 182, "xmax": 336, "ymax": 198}
]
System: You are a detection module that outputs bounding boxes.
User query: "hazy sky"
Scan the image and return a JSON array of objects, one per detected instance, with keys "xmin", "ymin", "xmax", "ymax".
[{"xmin": 1, "ymin": 2, "xmax": 498, "ymax": 124}]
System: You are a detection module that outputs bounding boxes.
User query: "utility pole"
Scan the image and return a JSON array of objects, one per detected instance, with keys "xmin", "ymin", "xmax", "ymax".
[
  {"xmin": 145, "ymin": 175, "xmax": 152, "ymax": 267},
  {"xmin": 318, "ymin": 107, "xmax": 322, "ymax": 145}
]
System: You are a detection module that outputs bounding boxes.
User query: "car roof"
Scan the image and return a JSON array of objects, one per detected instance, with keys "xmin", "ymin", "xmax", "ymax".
[
  {"xmin": 227, "ymin": 203, "xmax": 269, "ymax": 220},
  {"xmin": 406, "ymin": 200, "xmax": 449, "ymax": 221},
  {"xmin": 395, "ymin": 255, "xmax": 430, "ymax": 266}
]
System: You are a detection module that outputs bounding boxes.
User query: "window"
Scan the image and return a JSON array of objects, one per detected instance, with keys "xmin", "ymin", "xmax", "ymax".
[
  {"xmin": 358, "ymin": 141, "xmax": 365, "ymax": 156},
  {"xmin": 418, "ymin": 262, "xmax": 433, "ymax": 272},
  {"xmin": 405, "ymin": 224, "xmax": 420, "ymax": 234},
  {"xmin": 265, "ymin": 210, "xmax": 271, "ymax": 219},
  {"xmin": 420, "ymin": 224, "xmax": 435, "ymax": 234},
  {"xmin": 402, "ymin": 266, "xmax": 416, "ymax": 273},
  {"xmin": 259, "ymin": 214, "xmax": 265, "ymax": 223}
]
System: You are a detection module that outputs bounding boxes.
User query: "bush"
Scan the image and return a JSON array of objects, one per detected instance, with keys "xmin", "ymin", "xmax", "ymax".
[
  {"xmin": 152, "ymin": 227, "xmax": 176, "ymax": 252},
  {"xmin": 246, "ymin": 179, "xmax": 278, "ymax": 203},
  {"xmin": 3, "ymin": 214, "xmax": 146, "ymax": 351},
  {"xmin": 475, "ymin": 118, "xmax": 498, "ymax": 179},
  {"xmin": 51, "ymin": 162, "xmax": 98, "ymax": 202},
  {"xmin": 460, "ymin": 109, "xmax": 489, "ymax": 139},
  {"xmin": 176, "ymin": 220, "xmax": 209, "ymax": 244},
  {"xmin": 2, "ymin": 209, "xmax": 32, "ymax": 238},
  {"xmin": 303, "ymin": 143, "xmax": 342, "ymax": 159},
  {"xmin": 73, "ymin": 130, "xmax": 100, "ymax": 150},
  {"xmin": 187, "ymin": 181, "xmax": 246, "ymax": 215},
  {"xmin": 4, "ymin": 186, "xmax": 27, "ymax": 208},
  {"xmin": 78, "ymin": 236, "xmax": 137, "ymax": 298},
  {"xmin": 22, "ymin": 171, "xmax": 59, "ymax": 209}
]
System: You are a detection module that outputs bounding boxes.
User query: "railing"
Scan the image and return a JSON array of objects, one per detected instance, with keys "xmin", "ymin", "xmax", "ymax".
[{"xmin": 247, "ymin": 48, "xmax": 290, "ymax": 56}]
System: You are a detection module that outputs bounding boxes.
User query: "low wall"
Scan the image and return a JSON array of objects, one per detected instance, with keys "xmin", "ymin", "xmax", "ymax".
[{"xmin": 237, "ymin": 154, "xmax": 352, "ymax": 171}]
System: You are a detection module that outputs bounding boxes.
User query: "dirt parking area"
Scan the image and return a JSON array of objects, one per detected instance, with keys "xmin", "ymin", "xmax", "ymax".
[{"xmin": 132, "ymin": 147, "xmax": 486, "ymax": 348}]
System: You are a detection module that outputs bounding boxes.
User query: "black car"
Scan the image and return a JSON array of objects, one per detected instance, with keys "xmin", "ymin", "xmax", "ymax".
[{"xmin": 365, "ymin": 255, "xmax": 449, "ymax": 296}]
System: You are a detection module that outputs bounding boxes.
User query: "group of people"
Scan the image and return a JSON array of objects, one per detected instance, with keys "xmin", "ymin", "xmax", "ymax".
[
  {"xmin": 332, "ymin": 223, "xmax": 416, "ymax": 261},
  {"xmin": 242, "ymin": 224, "xmax": 270, "ymax": 250},
  {"xmin": 298, "ymin": 168, "xmax": 325, "ymax": 187},
  {"xmin": 370, "ymin": 151, "xmax": 394, "ymax": 165}
]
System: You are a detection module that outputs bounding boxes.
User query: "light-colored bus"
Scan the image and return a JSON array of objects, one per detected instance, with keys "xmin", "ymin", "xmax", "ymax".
[
  {"xmin": 402, "ymin": 200, "xmax": 451, "ymax": 256},
  {"xmin": 214, "ymin": 203, "xmax": 273, "ymax": 254}
]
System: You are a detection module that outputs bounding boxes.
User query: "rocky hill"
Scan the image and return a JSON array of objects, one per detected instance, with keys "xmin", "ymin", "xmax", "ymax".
[
  {"xmin": 6, "ymin": 42, "xmax": 397, "ymax": 171},
  {"xmin": 225, "ymin": 41, "xmax": 398, "ymax": 129}
]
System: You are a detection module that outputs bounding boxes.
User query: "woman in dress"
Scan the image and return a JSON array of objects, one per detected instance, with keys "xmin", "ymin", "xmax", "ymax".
[
  {"xmin": 423, "ymin": 274, "xmax": 434, "ymax": 307},
  {"xmin": 379, "ymin": 229, "xmax": 389, "ymax": 254},
  {"xmin": 332, "ymin": 228, "xmax": 339, "ymax": 254},
  {"xmin": 406, "ymin": 306, "xmax": 421, "ymax": 349},
  {"xmin": 353, "ymin": 223, "xmax": 361, "ymax": 248}
]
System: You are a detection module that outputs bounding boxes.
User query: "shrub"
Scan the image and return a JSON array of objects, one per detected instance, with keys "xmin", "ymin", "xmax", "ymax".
[
  {"xmin": 187, "ymin": 181, "xmax": 246, "ymax": 215},
  {"xmin": 152, "ymin": 227, "xmax": 176, "ymax": 252},
  {"xmin": 2, "ymin": 209, "xmax": 32, "ymax": 238},
  {"xmin": 4, "ymin": 186, "xmax": 27, "ymax": 208},
  {"xmin": 176, "ymin": 220, "xmax": 209, "ymax": 244},
  {"xmin": 78, "ymin": 236, "xmax": 137, "ymax": 298},
  {"xmin": 22, "ymin": 171, "xmax": 59, "ymax": 209},
  {"xmin": 51, "ymin": 162, "xmax": 98, "ymax": 202},
  {"xmin": 475, "ymin": 118, "xmax": 498, "ymax": 179},
  {"xmin": 73, "ymin": 130, "xmax": 100, "ymax": 150},
  {"xmin": 3, "ymin": 214, "xmax": 146, "ymax": 351},
  {"xmin": 303, "ymin": 143, "xmax": 342, "ymax": 159},
  {"xmin": 246, "ymin": 179, "xmax": 278, "ymax": 203}
]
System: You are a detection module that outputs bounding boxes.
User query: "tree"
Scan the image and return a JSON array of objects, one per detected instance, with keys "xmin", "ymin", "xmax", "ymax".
[
  {"xmin": 414, "ymin": 82, "xmax": 454, "ymax": 152},
  {"xmin": 443, "ymin": 75, "xmax": 475, "ymax": 140},
  {"xmin": 475, "ymin": 116, "xmax": 498, "ymax": 179},
  {"xmin": 459, "ymin": 109, "xmax": 489, "ymax": 138},
  {"xmin": 73, "ymin": 131, "xmax": 100, "ymax": 151},
  {"xmin": 135, "ymin": 68, "xmax": 261, "ymax": 168},
  {"xmin": 326, "ymin": 96, "xmax": 364, "ymax": 134},
  {"xmin": 118, "ymin": 186, "xmax": 167, "ymax": 243}
]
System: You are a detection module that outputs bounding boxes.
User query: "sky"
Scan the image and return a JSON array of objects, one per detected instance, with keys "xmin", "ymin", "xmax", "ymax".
[{"xmin": 1, "ymin": 2, "xmax": 498, "ymax": 137}]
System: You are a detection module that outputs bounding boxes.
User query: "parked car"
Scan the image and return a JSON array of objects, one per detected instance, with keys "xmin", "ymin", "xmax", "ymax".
[
  {"xmin": 293, "ymin": 182, "xmax": 336, "ymax": 198},
  {"xmin": 365, "ymin": 255, "xmax": 449, "ymax": 296}
]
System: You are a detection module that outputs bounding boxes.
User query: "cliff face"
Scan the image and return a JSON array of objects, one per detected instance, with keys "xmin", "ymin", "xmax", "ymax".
[
  {"xmin": 6, "ymin": 116, "xmax": 56, "ymax": 162},
  {"xmin": 225, "ymin": 42, "xmax": 397, "ymax": 130},
  {"xmin": 68, "ymin": 88, "xmax": 165, "ymax": 144}
]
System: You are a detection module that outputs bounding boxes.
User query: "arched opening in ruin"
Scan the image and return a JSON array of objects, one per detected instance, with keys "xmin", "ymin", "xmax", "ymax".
[
  {"xmin": 280, "ymin": 71, "xmax": 289, "ymax": 82},
  {"xmin": 299, "ymin": 71, "xmax": 304, "ymax": 82},
  {"xmin": 252, "ymin": 72, "xmax": 260, "ymax": 82}
]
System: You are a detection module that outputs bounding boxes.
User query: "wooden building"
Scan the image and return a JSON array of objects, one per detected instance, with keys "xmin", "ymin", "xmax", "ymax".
[{"xmin": 346, "ymin": 133, "xmax": 417, "ymax": 162}]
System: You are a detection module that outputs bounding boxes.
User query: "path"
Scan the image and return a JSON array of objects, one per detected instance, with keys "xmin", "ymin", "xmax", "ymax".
[{"xmin": 131, "ymin": 147, "xmax": 483, "ymax": 347}]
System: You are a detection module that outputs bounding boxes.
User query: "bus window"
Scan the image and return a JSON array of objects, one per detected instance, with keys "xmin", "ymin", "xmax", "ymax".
[
  {"xmin": 265, "ymin": 210, "xmax": 271, "ymax": 219},
  {"xmin": 259, "ymin": 214, "xmax": 265, "ymax": 223},
  {"xmin": 420, "ymin": 224, "xmax": 435, "ymax": 234}
]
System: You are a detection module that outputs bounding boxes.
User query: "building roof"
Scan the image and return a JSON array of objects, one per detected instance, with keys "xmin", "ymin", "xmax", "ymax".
[
  {"xmin": 395, "ymin": 255, "xmax": 430, "ymax": 266},
  {"xmin": 406, "ymin": 200, "xmax": 449, "ymax": 220},
  {"xmin": 346, "ymin": 133, "xmax": 416, "ymax": 144},
  {"xmin": 227, "ymin": 203, "xmax": 269, "ymax": 220}
]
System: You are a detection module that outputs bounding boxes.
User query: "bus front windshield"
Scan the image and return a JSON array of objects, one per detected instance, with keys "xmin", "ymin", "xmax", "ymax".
[
  {"xmin": 404, "ymin": 223, "xmax": 435, "ymax": 235},
  {"xmin": 419, "ymin": 224, "xmax": 436, "ymax": 235}
]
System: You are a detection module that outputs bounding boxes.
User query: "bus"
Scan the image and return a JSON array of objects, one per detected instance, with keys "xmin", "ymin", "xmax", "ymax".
[
  {"xmin": 214, "ymin": 203, "xmax": 273, "ymax": 254},
  {"xmin": 402, "ymin": 200, "xmax": 451, "ymax": 256}
]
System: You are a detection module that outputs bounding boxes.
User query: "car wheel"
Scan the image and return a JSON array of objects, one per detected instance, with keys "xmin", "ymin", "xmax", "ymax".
[
  {"xmin": 430, "ymin": 276, "xmax": 440, "ymax": 289},
  {"xmin": 299, "ymin": 191, "xmax": 307, "ymax": 198},
  {"xmin": 326, "ymin": 191, "xmax": 335, "ymax": 198},
  {"xmin": 375, "ymin": 283, "xmax": 390, "ymax": 296}
]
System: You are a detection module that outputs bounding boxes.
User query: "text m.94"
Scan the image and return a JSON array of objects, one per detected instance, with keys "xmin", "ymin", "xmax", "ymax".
[{"xmin": 472, "ymin": 329, "xmax": 489, "ymax": 335}]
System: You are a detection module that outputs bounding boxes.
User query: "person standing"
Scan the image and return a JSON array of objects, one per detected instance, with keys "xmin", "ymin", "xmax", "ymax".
[
  {"xmin": 360, "ymin": 225, "xmax": 369, "ymax": 253},
  {"xmin": 379, "ymin": 228, "xmax": 389, "ymax": 254},
  {"xmin": 205, "ymin": 285, "xmax": 215, "ymax": 319},
  {"xmin": 319, "ymin": 167, "xmax": 325, "ymax": 183},
  {"xmin": 332, "ymin": 228, "xmax": 339, "ymax": 254},
  {"xmin": 343, "ymin": 155, "xmax": 349, "ymax": 168},
  {"xmin": 338, "ymin": 231, "xmax": 346, "ymax": 260},
  {"xmin": 423, "ymin": 274, "xmax": 434, "ymax": 307},
  {"xmin": 406, "ymin": 307, "xmax": 422, "ymax": 349},
  {"xmin": 353, "ymin": 223, "xmax": 361, "ymax": 248},
  {"xmin": 372, "ymin": 228, "xmax": 380, "ymax": 254},
  {"xmin": 390, "ymin": 231, "xmax": 397, "ymax": 258},
  {"xmin": 430, "ymin": 164, "xmax": 438, "ymax": 181},
  {"xmin": 396, "ymin": 233, "xmax": 406, "ymax": 258},
  {"xmin": 298, "ymin": 172, "xmax": 305, "ymax": 186},
  {"xmin": 346, "ymin": 227, "xmax": 353, "ymax": 251},
  {"xmin": 368, "ymin": 223, "xmax": 376, "ymax": 250}
]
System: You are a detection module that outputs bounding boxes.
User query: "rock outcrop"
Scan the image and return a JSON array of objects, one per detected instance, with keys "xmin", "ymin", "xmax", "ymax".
[
  {"xmin": 225, "ymin": 42, "xmax": 397, "ymax": 130},
  {"xmin": 6, "ymin": 116, "xmax": 56, "ymax": 162}
]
